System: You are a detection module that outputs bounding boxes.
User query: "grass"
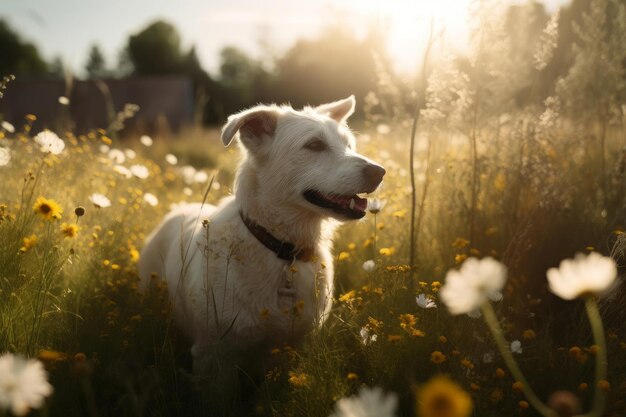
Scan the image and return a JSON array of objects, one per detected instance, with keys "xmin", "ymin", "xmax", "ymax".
[{"xmin": 0, "ymin": 108, "xmax": 625, "ymax": 417}]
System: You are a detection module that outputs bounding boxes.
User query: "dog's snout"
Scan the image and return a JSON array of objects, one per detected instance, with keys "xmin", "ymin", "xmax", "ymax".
[{"xmin": 363, "ymin": 163, "xmax": 386, "ymax": 188}]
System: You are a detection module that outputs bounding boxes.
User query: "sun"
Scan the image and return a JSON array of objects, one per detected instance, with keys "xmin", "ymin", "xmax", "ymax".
[{"xmin": 334, "ymin": 0, "xmax": 472, "ymax": 72}]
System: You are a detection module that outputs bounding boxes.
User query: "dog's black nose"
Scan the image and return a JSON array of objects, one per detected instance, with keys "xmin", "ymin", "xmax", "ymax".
[{"xmin": 363, "ymin": 163, "xmax": 386, "ymax": 188}]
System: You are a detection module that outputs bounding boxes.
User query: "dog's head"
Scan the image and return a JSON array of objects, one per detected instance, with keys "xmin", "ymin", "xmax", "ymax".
[{"xmin": 221, "ymin": 96, "xmax": 385, "ymax": 220}]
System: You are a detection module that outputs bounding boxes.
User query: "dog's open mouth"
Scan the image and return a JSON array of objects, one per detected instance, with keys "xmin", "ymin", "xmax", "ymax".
[{"xmin": 303, "ymin": 190, "xmax": 368, "ymax": 219}]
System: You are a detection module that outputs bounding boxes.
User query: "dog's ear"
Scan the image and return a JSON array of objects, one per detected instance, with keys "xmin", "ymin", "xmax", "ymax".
[
  {"xmin": 314, "ymin": 95, "xmax": 355, "ymax": 123},
  {"xmin": 221, "ymin": 106, "xmax": 278, "ymax": 151}
]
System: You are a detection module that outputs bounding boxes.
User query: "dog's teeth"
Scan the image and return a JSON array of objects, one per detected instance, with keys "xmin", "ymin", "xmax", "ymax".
[{"xmin": 349, "ymin": 198, "xmax": 355, "ymax": 210}]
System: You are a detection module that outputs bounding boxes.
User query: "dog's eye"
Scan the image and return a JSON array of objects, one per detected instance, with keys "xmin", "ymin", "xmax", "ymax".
[{"xmin": 304, "ymin": 139, "xmax": 327, "ymax": 152}]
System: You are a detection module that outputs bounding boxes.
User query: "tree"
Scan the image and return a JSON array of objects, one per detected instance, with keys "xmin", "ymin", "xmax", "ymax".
[
  {"xmin": 85, "ymin": 44, "xmax": 108, "ymax": 79},
  {"xmin": 0, "ymin": 19, "xmax": 47, "ymax": 76},
  {"xmin": 126, "ymin": 20, "xmax": 184, "ymax": 75}
]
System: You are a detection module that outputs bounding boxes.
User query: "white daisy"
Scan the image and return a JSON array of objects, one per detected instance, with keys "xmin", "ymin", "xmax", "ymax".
[
  {"xmin": 0, "ymin": 353, "xmax": 53, "ymax": 416},
  {"xmin": 107, "ymin": 149, "xmax": 125, "ymax": 164},
  {"xmin": 183, "ymin": 187, "xmax": 193, "ymax": 196},
  {"xmin": 330, "ymin": 387, "xmax": 397, "ymax": 417},
  {"xmin": 440, "ymin": 257, "xmax": 507, "ymax": 315},
  {"xmin": 140, "ymin": 135, "xmax": 153, "ymax": 147},
  {"xmin": 359, "ymin": 326, "xmax": 378, "ymax": 346},
  {"xmin": 99, "ymin": 144, "xmax": 110, "ymax": 154},
  {"xmin": 34, "ymin": 130, "xmax": 65, "ymax": 155},
  {"xmin": 181, "ymin": 166, "xmax": 197, "ymax": 184},
  {"xmin": 130, "ymin": 164, "xmax": 149, "ymax": 179},
  {"xmin": 367, "ymin": 199, "xmax": 386, "ymax": 214},
  {"xmin": 165, "ymin": 153, "xmax": 178, "ymax": 165},
  {"xmin": 124, "ymin": 149, "xmax": 136, "ymax": 159},
  {"xmin": 113, "ymin": 165, "xmax": 132, "ymax": 178},
  {"xmin": 0, "ymin": 147, "xmax": 10, "ymax": 167},
  {"xmin": 89, "ymin": 193, "xmax": 111, "ymax": 208},
  {"xmin": 1, "ymin": 121, "xmax": 15, "ymax": 133},
  {"xmin": 416, "ymin": 294, "xmax": 436, "ymax": 309},
  {"xmin": 362, "ymin": 260, "xmax": 376, "ymax": 272},
  {"xmin": 547, "ymin": 252, "xmax": 617, "ymax": 300},
  {"xmin": 193, "ymin": 170, "xmax": 209, "ymax": 184},
  {"xmin": 511, "ymin": 340, "xmax": 523, "ymax": 354},
  {"xmin": 143, "ymin": 193, "xmax": 158, "ymax": 207},
  {"xmin": 58, "ymin": 96, "xmax": 70, "ymax": 105}
]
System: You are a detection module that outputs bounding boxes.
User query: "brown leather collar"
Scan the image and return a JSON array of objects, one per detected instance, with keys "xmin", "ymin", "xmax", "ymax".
[{"xmin": 239, "ymin": 210, "xmax": 315, "ymax": 262}]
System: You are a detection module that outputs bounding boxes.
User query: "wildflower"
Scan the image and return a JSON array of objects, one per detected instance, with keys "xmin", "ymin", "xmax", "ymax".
[
  {"xmin": 367, "ymin": 199, "xmax": 386, "ymax": 214},
  {"xmin": 113, "ymin": 165, "xmax": 132, "ymax": 178},
  {"xmin": 392, "ymin": 209, "xmax": 406, "ymax": 218},
  {"xmin": 589, "ymin": 344, "xmax": 600, "ymax": 356},
  {"xmin": 58, "ymin": 96, "xmax": 70, "ymax": 105},
  {"xmin": 379, "ymin": 247, "xmax": 395, "ymax": 256},
  {"xmin": 329, "ymin": 386, "xmax": 397, "ymax": 417},
  {"xmin": 143, "ymin": 193, "xmax": 158, "ymax": 207},
  {"xmin": 194, "ymin": 170, "xmax": 209, "ymax": 183},
  {"xmin": 460, "ymin": 358, "xmax": 474, "ymax": 370},
  {"xmin": 495, "ymin": 368, "xmax": 505, "ymax": 378},
  {"xmin": 440, "ymin": 257, "xmax": 507, "ymax": 315},
  {"xmin": 74, "ymin": 206, "xmax": 85, "ymax": 217},
  {"xmin": 416, "ymin": 294, "xmax": 437, "ymax": 309},
  {"xmin": 339, "ymin": 290, "xmax": 356, "ymax": 303},
  {"xmin": 512, "ymin": 381, "xmax": 524, "ymax": 392},
  {"xmin": 452, "ymin": 237, "xmax": 470, "ymax": 248},
  {"xmin": 0, "ymin": 353, "xmax": 53, "ymax": 416},
  {"xmin": 597, "ymin": 380, "xmax": 610, "ymax": 391},
  {"xmin": 0, "ymin": 147, "xmax": 10, "ymax": 166},
  {"xmin": 439, "ymin": 336, "xmax": 447, "ymax": 343},
  {"xmin": 34, "ymin": 130, "xmax": 65, "ymax": 155},
  {"xmin": 522, "ymin": 329, "xmax": 536, "ymax": 340},
  {"xmin": 1, "ymin": 121, "xmax": 15, "ymax": 133},
  {"xmin": 362, "ymin": 259, "xmax": 376, "ymax": 272},
  {"xmin": 416, "ymin": 376, "xmax": 472, "ymax": 417},
  {"xmin": 124, "ymin": 148, "xmax": 136, "ymax": 159},
  {"xmin": 347, "ymin": 372, "xmax": 358, "ymax": 381},
  {"xmin": 519, "ymin": 401, "xmax": 529, "ymax": 409},
  {"xmin": 61, "ymin": 223, "xmax": 79, "ymax": 238},
  {"xmin": 140, "ymin": 135, "xmax": 153, "ymax": 147},
  {"xmin": 399, "ymin": 314, "xmax": 416, "ymax": 329},
  {"xmin": 287, "ymin": 371, "xmax": 310, "ymax": 388},
  {"xmin": 411, "ymin": 329, "xmax": 425, "ymax": 337},
  {"xmin": 33, "ymin": 197, "xmax": 63, "ymax": 220},
  {"xmin": 359, "ymin": 326, "xmax": 378, "ymax": 345},
  {"xmin": 338, "ymin": 251, "xmax": 350, "ymax": 261},
  {"xmin": 546, "ymin": 252, "xmax": 617, "ymax": 300},
  {"xmin": 129, "ymin": 247, "xmax": 140, "ymax": 263},
  {"xmin": 108, "ymin": 149, "xmax": 126, "ymax": 164},
  {"xmin": 430, "ymin": 351, "xmax": 446, "ymax": 364},
  {"xmin": 19, "ymin": 235, "xmax": 37, "ymax": 253},
  {"xmin": 165, "ymin": 153, "xmax": 178, "ymax": 165},
  {"xmin": 89, "ymin": 193, "xmax": 111, "ymax": 208},
  {"xmin": 511, "ymin": 340, "xmax": 523, "ymax": 354},
  {"xmin": 129, "ymin": 164, "xmax": 149, "ymax": 179}
]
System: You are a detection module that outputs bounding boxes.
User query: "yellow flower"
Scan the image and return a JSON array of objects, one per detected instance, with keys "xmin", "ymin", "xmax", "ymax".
[
  {"xmin": 452, "ymin": 237, "xmax": 470, "ymax": 248},
  {"xmin": 339, "ymin": 290, "xmax": 356, "ymax": 303},
  {"xmin": 519, "ymin": 401, "xmax": 529, "ymax": 409},
  {"xmin": 288, "ymin": 371, "xmax": 310, "ymax": 388},
  {"xmin": 379, "ymin": 247, "xmax": 395, "ymax": 256},
  {"xmin": 454, "ymin": 254, "xmax": 467, "ymax": 264},
  {"xmin": 460, "ymin": 358, "xmax": 474, "ymax": 370},
  {"xmin": 522, "ymin": 329, "xmax": 536, "ymax": 340},
  {"xmin": 61, "ymin": 222, "xmax": 80, "ymax": 238},
  {"xmin": 512, "ymin": 381, "xmax": 524, "ymax": 392},
  {"xmin": 33, "ymin": 197, "xmax": 63, "ymax": 220},
  {"xmin": 338, "ymin": 251, "xmax": 350, "ymax": 261},
  {"xmin": 399, "ymin": 313, "xmax": 416, "ymax": 329},
  {"xmin": 430, "ymin": 351, "xmax": 447, "ymax": 364},
  {"xmin": 597, "ymin": 380, "xmax": 610, "ymax": 391},
  {"xmin": 20, "ymin": 234, "xmax": 38, "ymax": 252},
  {"xmin": 387, "ymin": 334, "xmax": 402, "ymax": 343},
  {"xmin": 129, "ymin": 247, "xmax": 140, "ymax": 263},
  {"xmin": 495, "ymin": 368, "xmax": 505, "ymax": 378},
  {"xmin": 416, "ymin": 376, "xmax": 472, "ymax": 417},
  {"xmin": 347, "ymin": 372, "xmax": 358, "ymax": 381},
  {"xmin": 411, "ymin": 329, "xmax": 425, "ymax": 338}
]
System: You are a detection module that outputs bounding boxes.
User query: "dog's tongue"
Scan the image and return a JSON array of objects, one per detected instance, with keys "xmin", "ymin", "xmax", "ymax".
[{"xmin": 327, "ymin": 194, "xmax": 368, "ymax": 211}]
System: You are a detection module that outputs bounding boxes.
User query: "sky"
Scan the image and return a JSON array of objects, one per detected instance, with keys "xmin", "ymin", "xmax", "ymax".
[{"xmin": 0, "ymin": 0, "xmax": 570, "ymax": 77}]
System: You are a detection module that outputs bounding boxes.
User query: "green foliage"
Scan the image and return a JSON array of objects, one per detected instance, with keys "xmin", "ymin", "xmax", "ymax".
[{"xmin": 0, "ymin": 19, "xmax": 47, "ymax": 76}]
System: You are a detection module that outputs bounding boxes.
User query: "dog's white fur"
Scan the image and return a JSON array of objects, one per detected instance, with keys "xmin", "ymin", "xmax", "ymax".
[{"xmin": 139, "ymin": 96, "xmax": 384, "ymax": 370}]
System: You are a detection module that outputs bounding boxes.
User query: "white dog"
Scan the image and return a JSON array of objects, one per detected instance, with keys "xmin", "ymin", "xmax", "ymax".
[{"xmin": 138, "ymin": 96, "xmax": 385, "ymax": 372}]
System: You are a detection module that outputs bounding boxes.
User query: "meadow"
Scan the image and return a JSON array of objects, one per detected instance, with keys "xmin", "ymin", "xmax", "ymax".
[{"xmin": 1, "ymin": 0, "xmax": 626, "ymax": 416}]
